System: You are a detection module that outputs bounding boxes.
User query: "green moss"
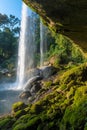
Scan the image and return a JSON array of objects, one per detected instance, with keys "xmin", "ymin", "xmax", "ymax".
[
  {"xmin": 60, "ymin": 84, "xmax": 87, "ymax": 130},
  {"xmin": 0, "ymin": 116, "xmax": 15, "ymax": 130},
  {"xmin": 59, "ymin": 84, "xmax": 67, "ymax": 91},
  {"xmin": 30, "ymin": 103, "xmax": 43, "ymax": 114},
  {"xmin": 43, "ymin": 80, "xmax": 52, "ymax": 89},
  {"xmin": 73, "ymin": 86, "xmax": 87, "ymax": 106},
  {"xmin": 13, "ymin": 114, "xmax": 33, "ymax": 128},
  {"xmin": 1, "ymin": 63, "xmax": 87, "ymax": 130},
  {"xmin": 84, "ymin": 123, "xmax": 87, "ymax": 130},
  {"xmin": 13, "ymin": 116, "xmax": 41, "ymax": 130},
  {"xmin": 12, "ymin": 102, "xmax": 26, "ymax": 112},
  {"xmin": 66, "ymin": 87, "xmax": 74, "ymax": 99},
  {"xmin": 13, "ymin": 123, "xmax": 27, "ymax": 130},
  {"xmin": 14, "ymin": 109, "xmax": 26, "ymax": 118},
  {"xmin": 61, "ymin": 101, "xmax": 87, "ymax": 130},
  {"xmin": 60, "ymin": 63, "xmax": 87, "ymax": 86}
]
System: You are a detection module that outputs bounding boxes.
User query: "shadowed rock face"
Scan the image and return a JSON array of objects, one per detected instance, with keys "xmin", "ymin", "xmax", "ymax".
[{"xmin": 23, "ymin": 0, "xmax": 87, "ymax": 51}]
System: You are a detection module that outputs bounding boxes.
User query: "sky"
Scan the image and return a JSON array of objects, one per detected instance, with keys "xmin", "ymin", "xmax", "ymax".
[{"xmin": 0, "ymin": 0, "xmax": 31, "ymax": 19}]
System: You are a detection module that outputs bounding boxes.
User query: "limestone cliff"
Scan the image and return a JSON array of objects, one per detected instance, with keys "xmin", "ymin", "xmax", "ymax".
[{"xmin": 23, "ymin": 0, "xmax": 87, "ymax": 51}]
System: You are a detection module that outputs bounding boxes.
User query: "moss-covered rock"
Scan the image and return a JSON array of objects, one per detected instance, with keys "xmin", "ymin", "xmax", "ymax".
[
  {"xmin": 61, "ymin": 86, "xmax": 87, "ymax": 130},
  {"xmin": 1, "ymin": 63, "xmax": 87, "ymax": 129},
  {"xmin": 0, "ymin": 116, "xmax": 15, "ymax": 130},
  {"xmin": 14, "ymin": 109, "xmax": 26, "ymax": 119},
  {"xmin": 60, "ymin": 63, "xmax": 87, "ymax": 87},
  {"xmin": 43, "ymin": 80, "xmax": 53, "ymax": 89},
  {"xmin": 13, "ymin": 116, "xmax": 41, "ymax": 130},
  {"xmin": 12, "ymin": 102, "xmax": 27, "ymax": 113}
]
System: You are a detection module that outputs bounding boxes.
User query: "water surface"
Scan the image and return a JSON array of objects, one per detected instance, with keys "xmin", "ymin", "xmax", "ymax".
[{"xmin": 0, "ymin": 84, "xmax": 21, "ymax": 115}]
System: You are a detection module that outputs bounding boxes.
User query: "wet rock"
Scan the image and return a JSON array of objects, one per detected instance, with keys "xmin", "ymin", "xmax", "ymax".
[
  {"xmin": 25, "ymin": 68, "xmax": 41, "ymax": 82},
  {"xmin": 30, "ymin": 82, "xmax": 41, "ymax": 93},
  {"xmin": 19, "ymin": 91, "xmax": 31, "ymax": 100},
  {"xmin": 19, "ymin": 66, "xmax": 57, "ymax": 101},
  {"xmin": 40, "ymin": 66, "xmax": 57, "ymax": 78},
  {"xmin": 28, "ymin": 96, "xmax": 35, "ymax": 103},
  {"xmin": 19, "ymin": 76, "xmax": 42, "ymax": 101},
  {"xmin": 24, "ymin": 76, "xmax": 42, "ymax": 91}
]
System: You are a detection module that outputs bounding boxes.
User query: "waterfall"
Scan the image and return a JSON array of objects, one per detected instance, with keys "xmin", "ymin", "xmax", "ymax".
[
  {"xmin": 17, "ymin": 3, "xmax": 37, "ymax": 89},
  {"xmin": 0, "ymin": 4, "xmax": 49, "ymax": 92},
  {"xmin": 40, "ymin": 21, "xmax": 44, "ymax": 66},
  {"xmin": 17, "ymin": 3, "xmax": 48, "ymax": 89},
  {"xmin": 40, "ymin": 21, "xmax": 47, "ymax": 67},
  {"xmin": 17, "ymin": 3, "xmax": 28, "ymax": 89}
]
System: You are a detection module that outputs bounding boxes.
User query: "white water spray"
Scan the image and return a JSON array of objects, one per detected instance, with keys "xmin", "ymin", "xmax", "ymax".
[
  {"xmin": 17, "ymin": 3, "xmax": 28, "ymax": 89},
  {"xmin": 40, "ymin": 21, "xmax": 47, "ymax": 67},
  {"xmin": 17, "ymin": 3, "xmax": 37, "ymax": 90},
  {"xmin": 40, "ymin": 21, "xmax": 44, "ymax": 66}
]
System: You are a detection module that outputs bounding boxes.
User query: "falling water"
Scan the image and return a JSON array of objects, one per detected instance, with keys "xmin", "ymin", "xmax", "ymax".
[
  {"xmin": 17, "ymin": 3, "xmax": 28, "ymax": 89},
  {"xmin": 17, "ymin": 3, "xmax": 37, "ymax": 89},
  {"xmin": 40, "ymin": 21, "xmax": 44, "ymax": 66},
  {"xmin": 40, "ymin": 21, "xmax": 47, "ymax": 67}
]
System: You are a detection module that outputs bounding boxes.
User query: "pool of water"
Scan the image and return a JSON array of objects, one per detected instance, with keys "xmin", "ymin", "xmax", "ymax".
[{"xmin": 0, "ymin": 83, "xmax": 22, "ymax": 115}]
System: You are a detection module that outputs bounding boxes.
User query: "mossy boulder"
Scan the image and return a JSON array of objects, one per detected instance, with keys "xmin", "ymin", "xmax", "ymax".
[
  {"xmin": 0, "ymin": 116, "xmax": 15, "ymax": 130},
  {"xmin": 19, "ymin": 91, "xmax": 31, "ymax": 100},
  {"xmin": 60, "ymin": 86, "xmax": 87, "ymax": 130},
  {"xmin": 13, "ymin": 109, "xmax": 26, "ymax": 119},
  {"xmin": 12, "ymin": 102, "xmax": 27, "ymax": 113},
  {"xmin": 13, "ymin": 115, "xmax": 41, "ymax": 130},
  {"xmin": 60, "ymin": 63, "xmax": 87, "ymax": 86}
]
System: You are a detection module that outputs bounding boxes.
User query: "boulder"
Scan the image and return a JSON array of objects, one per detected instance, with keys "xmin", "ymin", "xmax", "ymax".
[
  {"xmin": 30, "ymin": 82, "xmax": 41, "ymax": 93},
  {"xmin": 19, "ymin": 66, "xmax": 57, "ymax": 101},
  {"xmin": 24, "ymin": 75, "xmax": 42, "ymax": 91},
  {"xmin": 28, "ymin": 96, "xmax": 35, "ymax": 103},
  {"xmin": 19, "ymin": 91, "xmax": 31, "ymax": 100},
  {"xmin": 25, "ymin": 68, "xmax": 41, "ymax": 82},
  {"xmin": 40, "ymin": 66, "xmax": 57, "ymax": 78}
]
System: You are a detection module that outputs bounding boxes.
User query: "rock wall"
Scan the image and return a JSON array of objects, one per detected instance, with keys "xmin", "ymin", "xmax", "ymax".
[{"xmin": 23, "ymin": 0, "xmax": 87, "ymax": 51}]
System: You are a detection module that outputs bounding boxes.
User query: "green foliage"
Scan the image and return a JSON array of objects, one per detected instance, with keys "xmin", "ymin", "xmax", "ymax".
[
  {"xmin": 0, "ymin": 13, "xmax": 20, "ymax": 71},
  {"xmin": 48, "ymin": 34, "xmax": 86, "ymax": 67}
]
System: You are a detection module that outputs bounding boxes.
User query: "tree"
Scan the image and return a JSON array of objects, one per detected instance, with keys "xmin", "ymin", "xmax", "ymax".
[
  {"xmin": 0, "ymin": 13, "xmax": 9, "ymax": 29},
  {"xmin": 0, "ymin": 13, "xmax": 20, "ymax": 69}
]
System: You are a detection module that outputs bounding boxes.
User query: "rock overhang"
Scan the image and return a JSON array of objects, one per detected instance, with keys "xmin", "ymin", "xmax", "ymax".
[{"xmin": 23, "ymin": 0, "xmax": 87, "ymax": 51}]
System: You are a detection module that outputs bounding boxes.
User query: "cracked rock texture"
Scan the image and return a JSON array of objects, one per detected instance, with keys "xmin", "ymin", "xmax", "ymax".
[{"xmin": 23, "ymin": 0, "xmax": 87, "ymax": 51}]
